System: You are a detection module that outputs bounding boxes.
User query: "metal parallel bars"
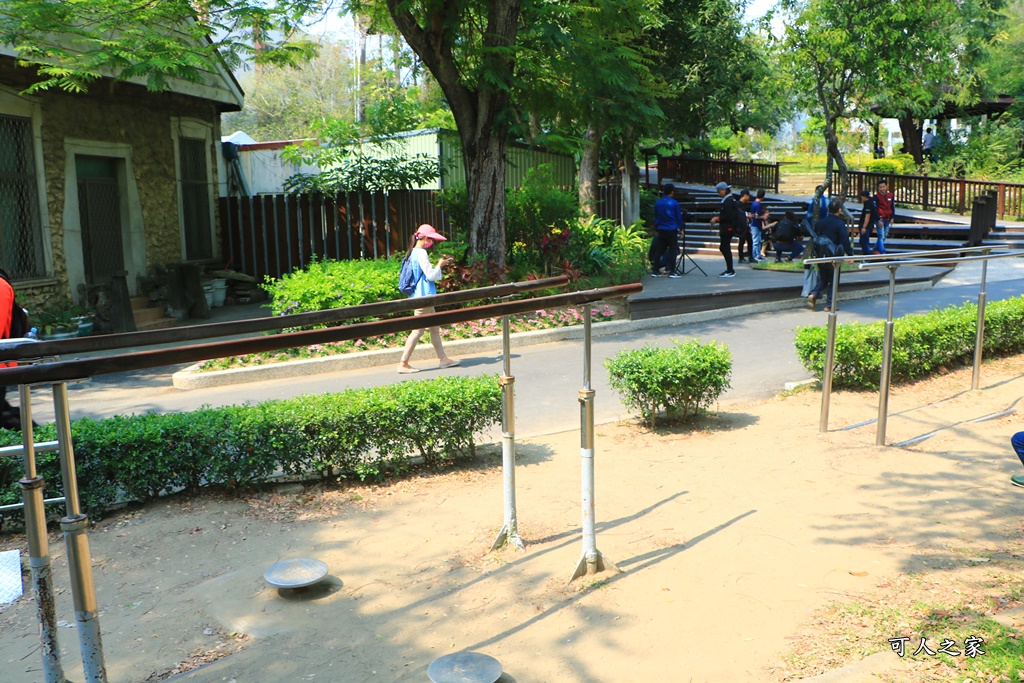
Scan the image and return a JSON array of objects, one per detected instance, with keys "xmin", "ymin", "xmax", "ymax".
[
  {"xmin": 808, "ymin": 245, "xmax": 1008, "ymax": 436},
  {"xmin": 811, "ymin": 248, "xmax": 1019, "ymax": 443}
]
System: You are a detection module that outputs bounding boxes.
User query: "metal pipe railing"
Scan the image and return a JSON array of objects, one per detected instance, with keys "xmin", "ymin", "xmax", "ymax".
[
  {"xmin": 806, "ymin": 245, "xmax": 1004, "ymax": 434},
  {"xmin": 807, "ymin": 246, "xmax": 1022, "ymax": 443},
  {"xmin": 0, "ymin": 276, "xmax": 570, "ymax": 362},
  {"xmin": 2, "ymin": 279, "xmax": 638, "ymax": 681},
  {"xmin": 0, "ymin": 285, "xmax": 640, "ymax": 386}
]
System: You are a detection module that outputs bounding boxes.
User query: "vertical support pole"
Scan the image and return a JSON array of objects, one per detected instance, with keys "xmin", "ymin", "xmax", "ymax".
[
  {"xmin": 18, "ymin": 385, "xmax": 65, "ymax": 683},
  {"xmin": 61, "ymin": 514, "xmax": 106, "ymax": 682},
  {"xmin": 570, "ymin": 305, "xmax": 618, "ymax": 582},
  {"xmin": 818, "ymin": 258, "xmax": 841, "ymax": 435},
  {"xmin": 490, "ymin": 316, "xmax": 524, "ymax": 552},
  {"xmin": 971, "ymin": 258, "xmax": 989, "ymax": 391},
  {"xmin": 876, "ymin": 266, "xmax": 898, "ymax": 446},
  {"xmin": 53, "ymin": 383, "xmax": 108, "ymax": 681}
]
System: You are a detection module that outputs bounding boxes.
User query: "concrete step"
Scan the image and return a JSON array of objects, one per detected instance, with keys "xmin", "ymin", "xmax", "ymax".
[
  {"xmin": 130, "ymin": 296, "xmax": 149, "ymax": 311},
  {"xmin": 133, "ymin": 306, "xmax": 169, "ymax": 326}
]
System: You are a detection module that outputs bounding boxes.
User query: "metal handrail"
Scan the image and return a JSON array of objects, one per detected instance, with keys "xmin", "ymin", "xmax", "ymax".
[
  {"xmin": 804, "ymin": 243, "xmax": 1001, "ymax": 265},
  {"xmin": 811, "ymin": 247, "xmax": 1024, "ymax": 444},
  {"xmin": 0, "ymin": 284, "xmax": 642, "ymax": 386},
  {"xmin": 0, "ymin": 276, "xmax": 570, "ymax": 362}
]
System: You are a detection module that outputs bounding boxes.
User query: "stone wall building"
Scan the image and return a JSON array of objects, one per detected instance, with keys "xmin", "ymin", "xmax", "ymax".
[{"xmin": 0, "ymin": 49, "xmax": 243, "ymax": 311}]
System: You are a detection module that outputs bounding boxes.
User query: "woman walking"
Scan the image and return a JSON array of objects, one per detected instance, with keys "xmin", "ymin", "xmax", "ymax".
[{"xmin": 397, "ymin": 224, "xmax": 461, "ymax": 374}]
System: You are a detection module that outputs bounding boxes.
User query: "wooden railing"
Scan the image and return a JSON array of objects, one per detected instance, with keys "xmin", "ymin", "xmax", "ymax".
[
  {"xmin": 848, "ymin": 171, "xmax": 1024, "ymax": 220},
  {"xmin": 658, "ymin": 156, "xmax": 779, "ymax": 192}
]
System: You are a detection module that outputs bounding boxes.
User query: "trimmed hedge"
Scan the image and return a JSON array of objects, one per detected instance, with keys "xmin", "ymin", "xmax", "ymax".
[
  {"xmin": 605, "ymin": 340, "xmax": 732, "ymax": 427},
  {"xmin": 794, "ymin": 296, "xmax": 1024, "ymax": 390},
  {"xmin": 0, "ymin": 375, "xmax": 501, "ymax": 520}
]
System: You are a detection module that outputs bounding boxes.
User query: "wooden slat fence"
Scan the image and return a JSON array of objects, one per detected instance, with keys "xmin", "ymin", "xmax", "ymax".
[
  {"xmin": 848, "ymin": 171, "xmax": 1024, "ymax": 220},
  {"xmin": 220, "ymin": 190, "xmax": 451, "ymax": 282},
  {"xmin": 658, "ymin": 156, "xmax": 780, "ymax": 192},
  {"xmin": 221, "ymin": 186, "xmax": 625, "ymax": 281}
]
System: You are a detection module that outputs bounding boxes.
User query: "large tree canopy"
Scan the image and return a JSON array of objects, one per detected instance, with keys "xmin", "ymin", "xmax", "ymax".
[
  {"xmin": 0, "ymin": 0, "xmax": 331, "ymax": 92},
  {"xmin": 782, "ymin": 0, "xmax": 1003, "ymax": 192}
]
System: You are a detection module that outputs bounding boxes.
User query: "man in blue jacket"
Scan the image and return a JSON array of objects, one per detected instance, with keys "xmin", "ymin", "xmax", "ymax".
[
  {"xmin": 649, "ymin": 183, "xmax": 684, "ymax": 277},
  {"xmin": 807, "ymin": 198, "xmax": 854, "ymax": 312}
]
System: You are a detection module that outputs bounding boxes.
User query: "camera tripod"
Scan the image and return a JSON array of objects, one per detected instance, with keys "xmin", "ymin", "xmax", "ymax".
[{"xmin": 670, "ymin": 228, "xmax": 707, "ymax": 277}]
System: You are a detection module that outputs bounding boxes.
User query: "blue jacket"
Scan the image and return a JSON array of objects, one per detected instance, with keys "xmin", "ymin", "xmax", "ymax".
[{"xmin": 654, "ymin": 195, "xmax": 683, "ymax": 232}]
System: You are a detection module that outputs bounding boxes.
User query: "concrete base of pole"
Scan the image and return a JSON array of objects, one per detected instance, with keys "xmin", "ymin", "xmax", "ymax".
[{"xmin": 569, "ymin": 551, "xmax": 620, "ymax": 583}]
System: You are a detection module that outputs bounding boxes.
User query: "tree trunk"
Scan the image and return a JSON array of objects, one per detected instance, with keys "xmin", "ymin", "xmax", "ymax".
[
  {"xmin": 823, "ymin": 117, "xmax": 849, "ymax": 197},
  {"xmin": 578, "ymin": 125, "xmax": 603, "ymax": 217},
  {"xmin": 897, "ymin": 116, "xmax": 922, "ymax": 166},
  {"xmin": 386, "ymin": 0, "xmax": 521, "ymax": 267},
  {"xmin": 462, "ymin": 132, "xmax": 508, "ymax": 265},
  {"xmin": 621, "ymin": 142, "xmax": 640, "ymax": 226}
]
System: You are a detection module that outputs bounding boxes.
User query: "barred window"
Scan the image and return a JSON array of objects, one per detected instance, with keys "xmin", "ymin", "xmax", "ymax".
[
  {"xmin": 180, "ymin": 136, "xmax": 212, "ymax": 261},
  {"xmin": 0, "ymin": 114, "xmax": 44, "ymax": 279}
]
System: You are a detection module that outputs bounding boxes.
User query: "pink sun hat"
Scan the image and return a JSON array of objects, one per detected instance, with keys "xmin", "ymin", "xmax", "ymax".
[{"xmin": 415, "ymin": 224, "xmax": 448, "ymax": 241}]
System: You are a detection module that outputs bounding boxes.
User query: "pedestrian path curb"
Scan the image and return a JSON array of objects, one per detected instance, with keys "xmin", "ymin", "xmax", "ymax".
[{"xmin": 171, "ymin": 280, "xmax": 932, "ymax": 390}]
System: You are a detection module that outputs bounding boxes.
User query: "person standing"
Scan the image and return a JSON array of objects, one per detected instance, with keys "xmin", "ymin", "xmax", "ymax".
[
  {"xmin": 649, "ymin": 183, "xmax": 683, "ymax": 278},
  {"xmin": 922, "ymin": 127, "xmax": 935, "ymax": 162},
  {"xmin": 875, "ymin": 180, "xmax": 895, "ymax": 254},
  {"xmin": 710, "ymin": 181, "xmax": 738, "ymax": 278},
  {"xmin": 807, "ymin": 198, "xmax": 854, "ymax": 312},
  {"xmin": 397, "ymin": 224, "xmax": 460, "ymax": 374},
  {"xmin": 749, "ymin": 189, "xmax": 769, "ymax": 263},
  {"xmin": 735, "ymin": 189, "xmax": 754, "ymax": 263},
  {"xmin": 858, "ymin": 189, "xmax": 879, "ymax": 255}
]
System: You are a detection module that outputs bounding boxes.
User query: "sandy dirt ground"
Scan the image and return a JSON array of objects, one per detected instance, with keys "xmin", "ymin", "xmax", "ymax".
[{"xmin": 4, "ymin": 356, "xmax": 1024, "ymax": 683}]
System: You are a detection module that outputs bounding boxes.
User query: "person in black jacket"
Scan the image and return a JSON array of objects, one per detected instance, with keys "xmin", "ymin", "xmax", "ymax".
[
  {"xmin": 807, "ymin": 198, "xmax": 854, "ymax": 312},
  {"xmin": 710, "ymin": 181, "xmax": 739, "ymax": 278}
]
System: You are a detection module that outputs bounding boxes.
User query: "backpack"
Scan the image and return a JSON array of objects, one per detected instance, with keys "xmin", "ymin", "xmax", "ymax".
[
  {"xmin": 398, "ymin": 256, "xmax": 421, "ymax": 296},
  {"xmin": 0, "ymin": 269, "xmax": 29, "ymax": 339},
  {"xmin": 734, "ymin": 199, "xmax": 748, "ymax": 232},
  {"xmin": 813, "ymin": 233, "xmax": 843, "ymax": 257}
]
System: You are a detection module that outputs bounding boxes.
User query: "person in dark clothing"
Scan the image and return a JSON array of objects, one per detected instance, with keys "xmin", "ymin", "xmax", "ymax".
[
  {"xmin": 1009, "ymin": 432, "xmax": 1024, "ymax": 488},
  {"xmin": 770, "ymin": 210, "xmax": 805, "ymax": 261},
  {"xmin": 735, "ymin": 189, "xmax": 754, "ymax": 263},
  {"xmin": 807, "ymin": 198, "xmax": 854, "ymax": 312},
  {"xmin": 858, "ymin": 189, "xmax": 879, "ymax": 255},
  {"xmin": 649, "ymin": 183, "xmax": 684, "ymax": 278},
  {"xmin": 710, "ymin": 181, "xmax": 738, "ymax": 277}
]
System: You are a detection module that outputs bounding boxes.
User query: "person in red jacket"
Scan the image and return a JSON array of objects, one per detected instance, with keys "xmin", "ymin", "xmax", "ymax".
[
  {"xmin": 875, "ymin": 180, "xmax": 895, "ymax": 254},
  {"xmin": 0, "ymin": 273, "xmax": 16, "ymax": 427}
]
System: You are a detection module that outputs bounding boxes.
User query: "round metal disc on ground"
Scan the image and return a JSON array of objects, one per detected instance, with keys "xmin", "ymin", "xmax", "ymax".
[
  {"xmin": 427, "ymin": 652, "xmax": 502, "ymax": 683},
  {"xmin": 263, "ymin": 558, "xmax": 328, "ymax": 589}
]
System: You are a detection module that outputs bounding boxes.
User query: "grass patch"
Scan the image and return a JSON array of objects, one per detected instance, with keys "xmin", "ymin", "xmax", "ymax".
[
  {"xmin": 752, "ymin": 260, "xmax": 858, "ymax": 273},
  {"xmin": 780, "ymin": 561, "xmax": 1024, "ymax": 682}
]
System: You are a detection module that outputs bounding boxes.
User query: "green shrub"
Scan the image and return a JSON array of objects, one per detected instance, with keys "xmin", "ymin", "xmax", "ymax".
[
  {"xmin": 889, "ymin": 153, "xmax": 917, "ymax": 173},
  {"xmin": 865, "ymin": 158, "xmax": 903, "ymax": 174},
  {"xmin": 605, "ymin": 340, "xmax": 733, "ymax": 427},
  {"xmin": 263, "ymin": 257, "xmax": 402, "ymax": 316},
  {"xmin": 566, "ymin": 216, "xmax": 648, "ymax": 283},
  {"xmin": 793, "ymin": 296, "xmax": 1024, "ymax": 390},
  {"xmin": 505, "ymin": 165, "xmax": 579, "ymax": 269},
  {"xmin": 0, "ymin": 376, "xmax": 502, "ymax": 522}
]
